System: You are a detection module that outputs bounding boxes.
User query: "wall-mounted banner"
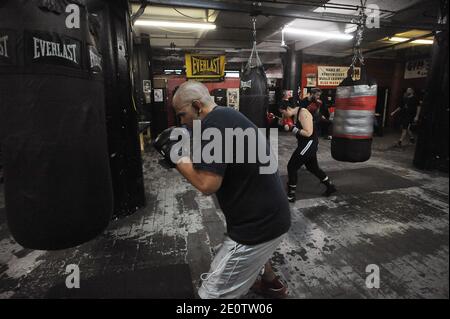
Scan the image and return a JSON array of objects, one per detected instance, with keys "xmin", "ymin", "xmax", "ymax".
[
  {"xmin": 404, "ymin": 59, "xmax": 430, "ymax": 79},
  {"xmin": 0, "ymin": 30, "xmax": 15, "ymax": 65},
  {"xmin": 318, "ymin": 66, "xmax": 361, "ymax": 86},
  {"xmin": 26, "ymin": 31, "xmax": 81, "ymax": 69},
  {"xmin": 185, "ymin": 54, "xmax": 225, "ymax": 80}
]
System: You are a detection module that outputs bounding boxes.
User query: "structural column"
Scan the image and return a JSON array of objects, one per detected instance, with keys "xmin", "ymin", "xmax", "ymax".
[
  {"xmin": 133, "ymin": 33, "xmax": 153, "ymax": 121},
  {"xmin": 387, "ymin": 61, "xmax": 404, "ymax": 126},
  {"xmin": 283, "ymin": 44, "xmax": 303, "ymax": 103},
  {"xmin": 88, "ymin": 0, "xmax": 146, "ymax": 217}
]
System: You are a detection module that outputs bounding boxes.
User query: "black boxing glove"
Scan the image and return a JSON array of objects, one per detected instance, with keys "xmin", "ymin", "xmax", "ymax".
[
  {"xmin": 290, "ymin": 125, "xmax": 300, "ymax": 137},
  {"xmin": 153, "ymin": 127, "xmax": 190, "ymax": 169}
]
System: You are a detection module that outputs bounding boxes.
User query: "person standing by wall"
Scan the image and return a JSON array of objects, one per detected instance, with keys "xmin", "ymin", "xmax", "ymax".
[{"xmin": 391, "ymin": 88, "xmax": 422, "ymax": 147}]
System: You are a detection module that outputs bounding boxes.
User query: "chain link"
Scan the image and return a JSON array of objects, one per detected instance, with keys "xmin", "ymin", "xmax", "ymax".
[
  {"xmin": 247, "ymin": 16, "xmax": 262, "ymax": 68},
  {"xmin": 351, "ymin": 0, "xmax": 367, "ymax": 68},
  {"xmin": 252, "ymin": 17, "xmax": 257, "ymax": 43}
]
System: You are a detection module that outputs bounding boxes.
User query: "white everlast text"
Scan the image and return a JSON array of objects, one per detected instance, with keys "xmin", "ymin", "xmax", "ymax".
[
  {"xmin": 0, "ymin": 35, "xmax": 8, "ymax": 58},
  {"xmin": 33, "ymin": 37, "xmax": 78, "ymax": 63},
  {"xmin": 89, "ymin": 49, "xmax": 102, "ymax": 71}
]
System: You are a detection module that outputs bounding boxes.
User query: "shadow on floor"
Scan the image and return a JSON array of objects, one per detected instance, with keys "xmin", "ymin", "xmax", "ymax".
[
  {"xmin": 45, "ymin": 264, "xmax": 196, "ymax": 299},
  {"xmin": 281, "ymin": 167, "xmax": 421, "ymax": 200}
]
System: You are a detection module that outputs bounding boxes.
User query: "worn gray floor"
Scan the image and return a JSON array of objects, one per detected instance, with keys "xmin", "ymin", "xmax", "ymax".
[{"xmin": 0, "ymin": 131, "xmax": 448, "ymax": 299}]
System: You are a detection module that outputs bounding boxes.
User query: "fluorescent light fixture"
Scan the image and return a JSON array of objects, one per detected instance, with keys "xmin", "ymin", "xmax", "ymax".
[
  {"xmin": 283, "ymin": 27, "xmax": 353, "ymax": 40},
  {"xmin": 225, "ymin": 71, "xmax": 240, "ymax": 78},
  {"xmin": 413, "ymin": 39, "xmax": 434, "ymax": 44},
  {"xmin": 164, "ymin": 69, "xmax": 182, "ymax": 74},
  {"xmin": 388, "ymin": 37, "xmax": 433, "ymax": 45},
  {"xmin": 344, "ymin": 25, "xmax": 358, "ymax": 34},
  {"xmin": 135, "ymin": 20, "xmax": 216, "ymax": 30}
]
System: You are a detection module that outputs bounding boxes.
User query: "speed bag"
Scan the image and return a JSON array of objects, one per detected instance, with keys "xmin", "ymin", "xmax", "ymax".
[
  {"xmin": 240, "ymin": 66, "xmax": 269, "ymax": 128},
  {"xmin": 0, "ymin": 0, "xmax": 113, "ymax": 250},
  {"xmin": 332, "ymin": 73, "xmax": 378, "ymax": 163}
]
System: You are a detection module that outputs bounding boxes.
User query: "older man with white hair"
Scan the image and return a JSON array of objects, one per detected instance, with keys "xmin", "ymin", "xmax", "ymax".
[{"xmin": 154, "ymin": 80, "xmax": 291, "ymax": 299}]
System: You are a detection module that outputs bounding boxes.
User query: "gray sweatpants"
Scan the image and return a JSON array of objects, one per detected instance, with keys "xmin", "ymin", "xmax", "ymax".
[{"xmin": 198, "ymin": 234, "xmax": 285, "ymax": 299}]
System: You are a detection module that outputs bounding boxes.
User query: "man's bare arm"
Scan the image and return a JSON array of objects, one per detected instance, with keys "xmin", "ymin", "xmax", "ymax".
[{"xmin": 391, "ymin": 107, "xmax": 401, "ymax": 117}]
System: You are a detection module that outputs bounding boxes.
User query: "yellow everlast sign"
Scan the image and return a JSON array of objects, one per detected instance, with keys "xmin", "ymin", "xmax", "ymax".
[
  {"xmin": 185, "ymin": 54, "xmax": 225, "ymax": 79},
  {"xmin": 192, "ymin": 56, "xmax": 220, "ymax": 75}
]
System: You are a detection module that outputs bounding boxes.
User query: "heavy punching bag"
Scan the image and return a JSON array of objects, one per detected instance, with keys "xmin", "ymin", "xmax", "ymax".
[
  {"xmin": 240, "ymin": 65, "xmax": 268, "ymax": 128},
  {"xmin": 239, "ymin": 17, "xmax": 268, "ymax": 128},
  {"xmin": 332, "ymin": 67, "xmax": 377, "ymax": 162},
  {"xmin": 0, "ymin": 0, "xmax": 113, "ymax": 250}
]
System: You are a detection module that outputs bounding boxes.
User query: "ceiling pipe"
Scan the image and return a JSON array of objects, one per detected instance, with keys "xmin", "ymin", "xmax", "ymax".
[
  {"xmin": 241, "ymin": 0, "xmax": 396, "ymax": 15},
  {"xmin": 129, "ymin": 0, "xmax": 443, "ymax": 31}
]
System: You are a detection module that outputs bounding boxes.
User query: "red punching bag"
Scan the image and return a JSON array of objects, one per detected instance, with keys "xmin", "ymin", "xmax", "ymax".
[
  {"xmin": 332, "ymin": 67, "xmax": 377, "ymax": 162},
  {"xmin": 0, "ymin": 0, "xmax": 113, "ymax": 250}
]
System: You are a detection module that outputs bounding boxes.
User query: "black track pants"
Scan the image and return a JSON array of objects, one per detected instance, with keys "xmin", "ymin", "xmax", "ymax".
[{"xmin": 287, "ymin": 141, "xmax": 327, "ymax": 187}]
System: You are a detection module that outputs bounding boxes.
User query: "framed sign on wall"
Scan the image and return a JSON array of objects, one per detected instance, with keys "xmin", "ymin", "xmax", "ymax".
[
  {"xmin": 318, "ymin": 66, "xmax": 361, "ymax": 86},
  {"xmin": 404, "ymin": 59, "xmax": 430, "ymax": 79}
]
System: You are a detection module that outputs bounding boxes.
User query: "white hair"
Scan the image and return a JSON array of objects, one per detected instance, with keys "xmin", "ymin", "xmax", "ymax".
[{"xmin": 173, "ymin": 80, "xmax": 215, "ymax": 107}]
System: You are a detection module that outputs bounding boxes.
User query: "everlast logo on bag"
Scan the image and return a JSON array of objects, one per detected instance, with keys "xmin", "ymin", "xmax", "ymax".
[
  {"xmin": 89, "ymin": 46, "xmax": 102, "ymax": 73},
  {"xmin": 0, "ymin": 35, "xmax": 9, "ymax": 58},
  {"xmin": 192, "ymin": 56, "xmax": 221, "ymax": 76},
  {"xmin": 0, "ymin": 30, "xmax": 15, "ymax": 65},
  {"xmin": 33, "ymin": 37, "xmax": 78, "ymax": 63},
  {"xmin": 241, "ymin": 80, "xmax": 252, "ymax": 90},
  {"xmin": 26, "ymin": 32, "xmax": 81, "ymax": 68}
]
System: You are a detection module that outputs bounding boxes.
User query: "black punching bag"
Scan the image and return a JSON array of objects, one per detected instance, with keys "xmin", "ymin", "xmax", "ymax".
[
  {"xmin": 240, "ymin": 53, "xmax": 268, "ymax": 128},
  {"xmin": 332, "ymin": 68, "xmax": 377, "ymax": 162},
  {"xmin": 0, "ymin": 0, "xmax": 113, "ymax": 250}
]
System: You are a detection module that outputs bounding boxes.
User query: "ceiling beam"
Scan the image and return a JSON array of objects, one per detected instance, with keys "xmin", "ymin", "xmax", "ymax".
[
  {"xmin": 130, "ymin": 0, "xmax": 443, "ymax": 31},
  {"xmin": 241, "ymin": 0, "xmax": 397, "ymax": 16}
]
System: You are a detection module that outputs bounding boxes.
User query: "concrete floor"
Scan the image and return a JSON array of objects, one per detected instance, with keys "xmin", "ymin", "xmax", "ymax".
[{"xmin": 0, "ymin": 132, "xmax": 448, "ymax": 299}]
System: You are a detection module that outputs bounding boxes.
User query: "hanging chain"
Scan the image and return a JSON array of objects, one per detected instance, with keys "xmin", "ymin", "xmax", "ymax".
[
  {"xmin": 351, "ymin": 0, "xmax": 367, "ymax": 68},
  {"xmin": 252, "ymin": 17, "xmax": 257, "ymax": 44},
  {"xmin": 247, "ymin": 16, "xmax": 262, "ymax": 68}
]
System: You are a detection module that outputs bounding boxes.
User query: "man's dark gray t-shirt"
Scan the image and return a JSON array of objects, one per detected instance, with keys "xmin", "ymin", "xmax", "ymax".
[{"xmin": 193, "ymin": 106, "xmax": 291, "ymax": 245}]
